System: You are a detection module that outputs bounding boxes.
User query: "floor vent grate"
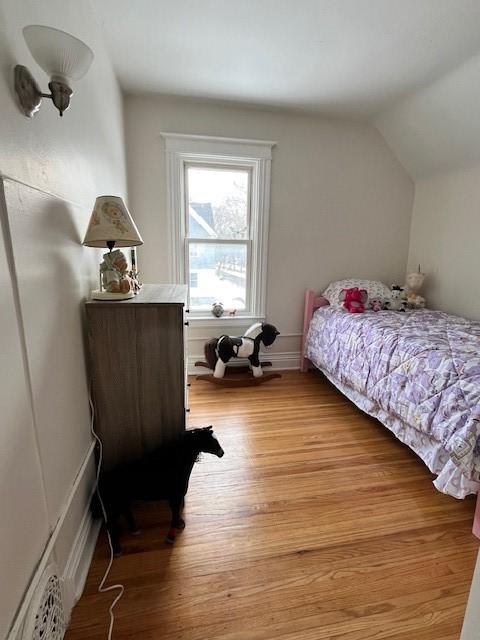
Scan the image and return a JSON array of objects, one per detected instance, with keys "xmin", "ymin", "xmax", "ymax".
[{"xmin": 22, "ymin": 564, "xmax": 66, "ymax": 640}]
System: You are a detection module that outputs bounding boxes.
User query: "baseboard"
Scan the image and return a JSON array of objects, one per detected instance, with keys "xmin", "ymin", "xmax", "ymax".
[
  {"xmin": 62, "ymin": 508, "xmax": 101, "ymax": 621},
  {"xmin": 188, "ymin": 351, "xmax": 300, "ymax": 374}
]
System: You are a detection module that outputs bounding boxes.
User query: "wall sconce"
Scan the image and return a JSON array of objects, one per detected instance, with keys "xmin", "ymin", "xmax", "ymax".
[{"xmin": 14, "ymin": 25, "xmax": 94, "ymax": 117}]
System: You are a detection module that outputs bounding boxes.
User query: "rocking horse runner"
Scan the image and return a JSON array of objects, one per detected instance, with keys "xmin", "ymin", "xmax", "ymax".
[{"xmin": 196, "ymin": 322, "xmax": 281, "ymax": 386}]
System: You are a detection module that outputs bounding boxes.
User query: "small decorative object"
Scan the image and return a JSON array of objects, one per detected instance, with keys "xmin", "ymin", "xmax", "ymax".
[
  {"xmin": 195, "ymin": 322, "xmax": 281, "ymax": 387},
  {"xmin": 129, "ymin": 248, "xmax": 142, "ymax": 294},
  {"xmin": 129, "ymin": 269, "xmax": 142, "ymax": 294},
  {"xmin": 340, "ymin": 287, "xmax": 368, "ymax": 313},
  {"xmin": 404, "ymin": 265, "xmax": 426, "ymax": 309},
  {"xmin": 83, "ymin": 196, "xmax": 143, "ymax": 300},
  {"xmin": 14, "ymin": 25, "xmax": 94, "ymax": 117},
  {"xmin": 100, "ymin": 249, "xmax": 133, "ymax": 296},
  {"xmin": 385, "ymin": 285, "xmax": 407, "ymax": 311},
  {"xmin": 369, "ymin": 298, "xmax": 384, "ymax": 312},
  {"xmin": 228, "ymin": 309, "xmax": 237, "ymax": 316},
  {"xmin": 406, "ymin": 292, "xmax": 426, "ymax": 309},
  {"xmin": 211, "ymin": 302, "xmax": 224, "ymax": 318}
]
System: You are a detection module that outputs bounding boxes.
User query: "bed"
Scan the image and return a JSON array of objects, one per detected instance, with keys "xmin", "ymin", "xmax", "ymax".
[{"xmin": 300, "ymin": 289, "xmax": 480, "ymax": 538}]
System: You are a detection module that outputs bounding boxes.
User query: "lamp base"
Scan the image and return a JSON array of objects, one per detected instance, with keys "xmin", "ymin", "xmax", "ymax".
[{"xmin": 90, "ymin": 290, "xmax": 135, "ymax": 301}]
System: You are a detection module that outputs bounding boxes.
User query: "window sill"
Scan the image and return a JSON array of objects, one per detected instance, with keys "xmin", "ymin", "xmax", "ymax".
[{"xmin": 187, "ymin": 315, "xmax": 265, "ymax": 328}]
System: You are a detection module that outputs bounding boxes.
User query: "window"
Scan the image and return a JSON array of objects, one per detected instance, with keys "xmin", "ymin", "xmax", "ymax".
[
  {"xmin": 186, "ymin": 165, "xmax": 250, "ymax": 312},
  {"xmin": 163, "ymin": 133, "xmax": 275, "ymax": 321}
]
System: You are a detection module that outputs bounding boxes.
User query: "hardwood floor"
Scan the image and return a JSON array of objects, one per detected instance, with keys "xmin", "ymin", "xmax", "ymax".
[{"xmin": 66, "ymin": 371, "xmax": 478, "ymax": 640}]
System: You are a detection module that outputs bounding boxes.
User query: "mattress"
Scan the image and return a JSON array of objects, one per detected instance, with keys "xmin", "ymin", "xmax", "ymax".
[{"xmin": 305, "ymin": 306, "xmax": 480, "ymax": 498}]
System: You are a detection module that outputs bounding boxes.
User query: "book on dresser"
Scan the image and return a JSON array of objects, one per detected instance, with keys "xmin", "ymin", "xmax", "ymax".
[{"xmin": 86, "ymin": 283, "xmax": 189, "ymax": 470}]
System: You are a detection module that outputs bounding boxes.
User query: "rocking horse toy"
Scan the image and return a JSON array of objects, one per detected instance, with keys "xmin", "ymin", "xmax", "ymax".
[{"xmin": 195, "ymin": 322, "xmax": 282, "ymax": 387}]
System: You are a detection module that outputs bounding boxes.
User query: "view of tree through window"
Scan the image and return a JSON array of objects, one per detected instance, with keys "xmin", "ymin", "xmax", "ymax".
[{"xmin": 186, "ymin": 165, "xmax": 250, "ymax": 312}]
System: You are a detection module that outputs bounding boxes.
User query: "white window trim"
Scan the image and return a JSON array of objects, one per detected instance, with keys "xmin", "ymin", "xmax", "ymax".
[{"xmin": 162, "ymin": 132, "xmax": 275, "ymax": 324}]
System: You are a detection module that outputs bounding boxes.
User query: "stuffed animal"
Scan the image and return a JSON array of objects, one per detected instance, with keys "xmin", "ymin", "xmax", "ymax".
[
  {"xmin": 211, "ymin": 302, "xmax": 224, "ymax": 317},
  {"xmin": 204, "ymin": 322, "xmax": 280, "ymax": 378},
  {"xmin": 340, "ymin": 287, "xmax": 368, "ymax": 313},
  {"xmin": 404, "ymin": 267, "xmax": 426, "ymax": 309},
  {"xmin": 385, "ymin": 285, "xmax": 407, "ymax": 312},
  {"xmin": 406, "ymin": 292, "xmax": 426, "ymax": 309},
  {"xmin": 369, "ymin": 298, "xmax": 384, "ymax": 312}
]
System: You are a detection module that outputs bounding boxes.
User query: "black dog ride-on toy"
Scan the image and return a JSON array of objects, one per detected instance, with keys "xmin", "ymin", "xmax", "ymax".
[
  {"xmin": 195, "ymin": 322, "xmax": 281, "ymax": 387},
  {"xmin": 98, "ymin": 426, "xmax": 225, "ymax": 552}
]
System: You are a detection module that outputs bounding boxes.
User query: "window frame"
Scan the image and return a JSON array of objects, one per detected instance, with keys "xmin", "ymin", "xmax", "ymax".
[{"xmin": 162, "ymin": 133, "xmax": 275, "ymax": 324}]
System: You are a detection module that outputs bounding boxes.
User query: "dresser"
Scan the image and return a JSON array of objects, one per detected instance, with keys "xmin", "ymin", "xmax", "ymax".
[{"xmin": 86, "ymin": 284, "xmax": 189, "ymax": 470}]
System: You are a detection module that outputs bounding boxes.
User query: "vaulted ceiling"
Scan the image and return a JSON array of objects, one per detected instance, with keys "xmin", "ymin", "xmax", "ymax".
[{"xmin": 92, "ymin": 0, "xmax": 480, "ymax": 120}]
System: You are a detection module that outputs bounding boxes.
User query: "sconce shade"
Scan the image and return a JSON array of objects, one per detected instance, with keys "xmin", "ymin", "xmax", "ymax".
[
  {"xmin": 23, "ymin": 25, "xmax": 94, "ymax": 82},
  {"xmin": 83, "ymin": 196, "xmax": 143, "ymax": 248}
]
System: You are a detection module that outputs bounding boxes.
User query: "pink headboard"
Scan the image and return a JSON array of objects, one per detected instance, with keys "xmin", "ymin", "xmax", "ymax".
[{"xmin": 300, "ymin": 290, "xmax": 329, "ymax": 372}]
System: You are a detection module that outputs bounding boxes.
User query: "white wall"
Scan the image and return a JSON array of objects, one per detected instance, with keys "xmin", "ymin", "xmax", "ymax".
[
  {"xmin": 0, "ymin": 0, "xmax": 126, "ymax": 635},
  {"xmin": 377, "ymin": 51, "xmax": 480, "ymax": 321},
  {"xmin": 0, "ymin": 187, "xmax": 49, "ymax": 640},
  {"xmin": 125, "ymin": 94, "xmax": 414, "ymax": 362},
  {"xmin": 407, "ymin": 166, "xmax": 480, "ymax": 319},
  {"xmin": 461, "ymin": 551, "xmax": 480, "ymax": 639}
]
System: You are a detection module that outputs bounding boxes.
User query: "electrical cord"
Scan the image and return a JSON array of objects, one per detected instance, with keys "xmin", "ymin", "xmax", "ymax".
[{"xmin": 88, "ymin": 393, "xmax": 124, "ymax": 640}]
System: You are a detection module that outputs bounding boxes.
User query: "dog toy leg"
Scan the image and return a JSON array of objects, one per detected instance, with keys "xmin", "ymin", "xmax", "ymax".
[{"xmin": 166, "ymin": 527, "xmax": 178, "ymax": 544}]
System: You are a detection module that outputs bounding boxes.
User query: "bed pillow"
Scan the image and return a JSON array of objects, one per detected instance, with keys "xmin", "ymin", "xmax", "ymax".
[{"xmin": 322, "ymin": 279, "xmax": 391, "ymax": 307}]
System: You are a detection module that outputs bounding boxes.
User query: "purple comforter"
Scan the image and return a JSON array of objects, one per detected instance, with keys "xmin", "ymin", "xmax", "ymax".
[{"xmin": 306, "ymin": 307, "xmax": 480, "ymax": 496}]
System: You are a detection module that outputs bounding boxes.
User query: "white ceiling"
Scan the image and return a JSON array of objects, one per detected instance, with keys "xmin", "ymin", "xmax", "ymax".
[{"xmin": 92, "ymin": 0, "xmax": 480, "ymax": 119}]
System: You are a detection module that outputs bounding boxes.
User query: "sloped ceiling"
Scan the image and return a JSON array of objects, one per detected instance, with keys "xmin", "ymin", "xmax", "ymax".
[
  {"xmin": 375, "ymin": 51, "xmax": 480, "ymax": 179},
  {"xmin": 93, "ymin": 0, "xmax": 480, "ymax": 120},
  {"xmin": 91, "ymin": 0, "xmax": 480, "ymax": 179}
]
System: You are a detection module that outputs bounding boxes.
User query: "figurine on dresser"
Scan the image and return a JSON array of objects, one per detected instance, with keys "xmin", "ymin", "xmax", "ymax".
[{"xmin": 100, "ymin": 249, "xmax": 134, "ymax": 298}]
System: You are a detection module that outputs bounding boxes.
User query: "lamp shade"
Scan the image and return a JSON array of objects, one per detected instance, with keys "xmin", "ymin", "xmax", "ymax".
[
  {"xmin": 23, "ymin": 25, "xmax": 94, "ymax": 82},
  {"xmin": 83, "ymin": 196, "xmax": 143, "ymax": 248}
]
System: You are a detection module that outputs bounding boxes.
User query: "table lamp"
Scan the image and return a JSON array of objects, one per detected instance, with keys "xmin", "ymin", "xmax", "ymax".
[{"xmin": 83, "ymin": 196, "xmax": 143, "ymax": 300}]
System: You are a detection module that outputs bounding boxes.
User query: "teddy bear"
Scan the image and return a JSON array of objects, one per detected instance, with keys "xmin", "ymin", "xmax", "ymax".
[
  {"xmin": 385, "ymin": 285, "xmax": 407, "ymax": 312},
  {"xmin": 100, "ymin": 249, "xmax": 133, "ymax": 295},
  {"xmin": 406, "ymin": 292, "xmax": 426, "ymax": 309},
  {"xmin": 403, "ymin": 269, "xmax": 426, "ymax": 309},
  {"xmin": 340, "ymin": 287, "xmax": 368, "ymax": 313}
]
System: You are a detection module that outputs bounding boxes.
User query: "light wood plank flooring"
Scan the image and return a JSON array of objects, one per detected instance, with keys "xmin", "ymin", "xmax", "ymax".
[{"xmin": 66, "ymin": 371, "xmax": 478, "ymax": 640}]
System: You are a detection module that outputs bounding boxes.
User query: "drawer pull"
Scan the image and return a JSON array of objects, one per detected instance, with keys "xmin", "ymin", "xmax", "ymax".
[{"xmin": 184, "ymin": 321, "xmax": 189, "ymax": 326}]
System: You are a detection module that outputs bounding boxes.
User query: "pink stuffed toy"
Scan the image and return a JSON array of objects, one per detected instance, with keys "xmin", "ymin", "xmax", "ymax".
[{"xmin": 340, "ymin": 287, "xmax": 368, "ymax": 313}]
